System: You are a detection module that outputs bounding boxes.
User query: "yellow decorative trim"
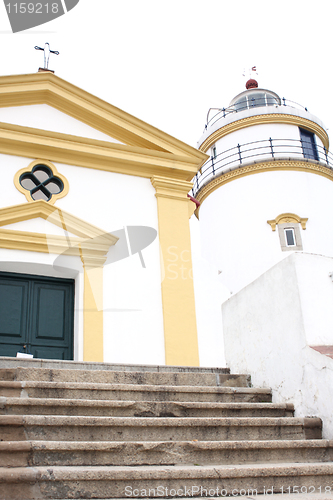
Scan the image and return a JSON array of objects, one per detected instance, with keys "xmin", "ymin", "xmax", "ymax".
[
  {"xmin": 195, "ymin": 160, "xmax": 333, "ymax": 214},
  {"xmin": 14, "ymin": 159, "xmax": 69, "ymax": 204},
  {"xmin": 0, "ymin": 200, "xmax": 118, "ymax": 242},
  {"xmin": 0, "ymin": 228, "xmax": 108, "ymax": 258},
  {"xmin": 151, "ymin": 176, "xmax": 199, "ymax": 366},
  {"xmin": 0, "ymin": 121, "xmax": 206, "ymax": 181},
  {"xmin": 82, "ymin": 265, "xmax": 104, "ymax": 362},
  {"xmin": 267, "ymin": 213, "xmax": 308, "ymax": 231},
  {"xmin": 199, "ymin": 114, "xmax": 329, "ymax": 153},
  {"xmin": 0, "ymin": 200, "xmax": 118, "ymax": 362},
  {"xmin": 0, "ymin": 72, "xmax": 207, "ymax": 176}
]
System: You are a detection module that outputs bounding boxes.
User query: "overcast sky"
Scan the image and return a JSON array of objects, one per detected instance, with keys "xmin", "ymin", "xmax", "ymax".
[{"xmin": 0, "ymin": 0, "xmax": 332, "ymax": 149}]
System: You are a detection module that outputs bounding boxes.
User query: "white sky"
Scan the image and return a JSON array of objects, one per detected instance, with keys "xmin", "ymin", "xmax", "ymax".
[{"xmin": 0, "ymin": 0, "xmax": 332, "ymax": 149}]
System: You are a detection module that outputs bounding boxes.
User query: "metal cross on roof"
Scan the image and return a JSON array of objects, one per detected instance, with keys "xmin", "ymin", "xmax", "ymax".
[{"xmin": 34, "ymin": 43, "xmax": 59, "ymax": 70}]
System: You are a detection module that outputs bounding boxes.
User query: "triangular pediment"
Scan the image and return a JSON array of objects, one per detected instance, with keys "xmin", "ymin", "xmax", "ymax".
[
  {"xmin": 0, "ymin": 72, "xmax": 207, "ymax": 181},
  {"xmin": 0, "ymin": 200, "xmax": 116, "ymax": 241},
  {"xmin": 0, "ymin": 217, "xmax": 78, "ymax": 238},
  {"xmin": 0, "ymin": 104, "xmax": 124, "ymax": 144},
  {"xmin": 0, "ymin": 201, "xmax": 118, "ymax": 264}
]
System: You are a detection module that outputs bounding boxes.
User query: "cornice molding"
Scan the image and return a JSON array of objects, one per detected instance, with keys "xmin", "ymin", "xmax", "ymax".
[
  {"xmin": 0, "ymin": 227, "xmax": 106, "ymax": 260},
  {"xmin": 195, "ymin": 159, "xmax": 333, "ymax": 215},
  {"xmin": 0, "ymin": 121, "xmax": 204, "ymax": 181},
  {"xmin": 199, "ymin": 114, "xmax": 329, "ymax": 152}
]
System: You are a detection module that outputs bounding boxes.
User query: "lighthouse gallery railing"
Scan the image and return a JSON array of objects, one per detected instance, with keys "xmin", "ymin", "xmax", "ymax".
[
  {"xmin": 205, "ymin": 98, "xmax": 308, "ymax": 131},
  {"xmin": 191, "ymin": 138, "xmax": 333, "ymax": 198}
]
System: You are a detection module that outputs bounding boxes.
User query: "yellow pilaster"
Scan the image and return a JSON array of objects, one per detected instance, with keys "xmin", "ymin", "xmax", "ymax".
[
  {"xmin": 151, "ymin": 176, "xmax": 199, "ymax": 366},
  {"xmin": 81, "ymin": 255, "xmax": 105, "ymax": 362}
]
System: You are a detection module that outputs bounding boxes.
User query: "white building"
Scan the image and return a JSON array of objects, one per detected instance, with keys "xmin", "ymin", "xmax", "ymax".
[{"xmin": 0, "ymin": 68, "xmax": 333, "ymax": 435}]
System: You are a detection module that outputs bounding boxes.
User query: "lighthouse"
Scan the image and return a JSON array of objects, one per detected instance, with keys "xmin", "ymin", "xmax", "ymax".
[
  {"xmin": 192, "ymin": 76, "xmax": 333, "ymax": 294},
  {"xmin": 191, "ymin": 76, "xmax": 333, "ymax": 435}
]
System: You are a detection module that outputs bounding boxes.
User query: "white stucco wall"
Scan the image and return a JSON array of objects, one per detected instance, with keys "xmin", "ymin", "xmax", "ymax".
[
  {"xmin": 0, "ymin": 148, "xmax": 165, "ymax": 364},
  {"xmin": 222, "ymin": 252, "xmax": 333, "ymax": 438},
  {"xmin": 199, "ymin": 169, "xmax": 333, "ymax": 294},
  {"xmin": 190, "ymin": 215, "xmax": 229, "ymax": 367}
]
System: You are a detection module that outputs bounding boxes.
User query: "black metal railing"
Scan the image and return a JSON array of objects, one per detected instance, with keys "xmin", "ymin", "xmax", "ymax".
[
  {"xmin": 190, "ymin": 138, "xmax": 333, "ymax": 198},
  {"xmin": 205, "ymin": 98, "xmax": 308, "ymax": 132}
]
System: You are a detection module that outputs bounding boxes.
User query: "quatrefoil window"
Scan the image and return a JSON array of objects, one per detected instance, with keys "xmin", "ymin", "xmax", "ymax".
[{"xmin": 14, "ymin": 160, "xmax": 69, "ymax": 204}]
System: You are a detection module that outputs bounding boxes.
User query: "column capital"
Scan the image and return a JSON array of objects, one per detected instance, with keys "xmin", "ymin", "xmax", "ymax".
[
  {"xmin": 151, "ymin": 176, "xmax": 193, "ymax": 201},
  {"xmin": 80, "ymin": 254, "xmax": 107, "ymax": 268}
]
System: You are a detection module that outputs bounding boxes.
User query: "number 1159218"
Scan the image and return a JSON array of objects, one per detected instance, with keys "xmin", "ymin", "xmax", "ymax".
[{"xmin": 5, "ymin": 3, "xmax": 60, "ymax": 14}]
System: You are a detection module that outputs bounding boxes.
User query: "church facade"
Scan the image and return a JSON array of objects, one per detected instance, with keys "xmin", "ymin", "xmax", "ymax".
[{"xmin": 0, "ymin": 70, "xmax": 207, "ymax": 367}]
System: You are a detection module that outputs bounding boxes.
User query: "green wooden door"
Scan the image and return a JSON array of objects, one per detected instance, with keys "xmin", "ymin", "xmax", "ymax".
[{"xmin": 0, "ymin": 272, "xmax": 74, "ymax": 360}]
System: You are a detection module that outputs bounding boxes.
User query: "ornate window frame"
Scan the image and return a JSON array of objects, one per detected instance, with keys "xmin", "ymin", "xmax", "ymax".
[
  {"xmin": 267, "ymin": 213, "xmax": 308, "ymax": 252},
  {"xmin": 14, "ymin": 159, "xmax": 69, "ymax": 204}
]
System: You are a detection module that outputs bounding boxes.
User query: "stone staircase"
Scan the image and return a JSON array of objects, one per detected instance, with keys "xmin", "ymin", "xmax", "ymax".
[{"xmin": 0, "ymin": 358, "xmax": 333, "ymax": 499}]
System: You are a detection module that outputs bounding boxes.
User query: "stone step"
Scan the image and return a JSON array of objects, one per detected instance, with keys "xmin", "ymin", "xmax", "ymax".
[
  {"xmin": 0, "ymin": 367, "xmax": 249, "ymax": 388},
  {"xmin": 0, "ymin": 415, "xmax": 322, "ymax": 442},
  {"xmin": 1, "ymin": 439, "xmax": 332, "ymax": 467},
  {"xmin": 0, "ymin": 357, "xmax": 230, "ymax": 374},
  {"xmin": 1, "ymin": 463, "xmax": 333, "ymax": 499},
  {"xmin": 0, "ymin": 380, "xmax": 272, "ymax": 402},
  {"xmin": 0, "ymin": 397, "xmax": 295, "ymax": 417}
]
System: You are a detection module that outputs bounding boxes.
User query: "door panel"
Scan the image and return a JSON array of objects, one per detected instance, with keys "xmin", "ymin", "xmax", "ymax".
[
  {"xmin": 33, "ymin": 284, "xmax": 66, "ymax": 340},
  {"xmin": 0, "ymin": 272, "xmax": 74, "ymax": 360},
  {"xmin": 0, "ymin": 278, "xmax": 29, "ymax": 346}
]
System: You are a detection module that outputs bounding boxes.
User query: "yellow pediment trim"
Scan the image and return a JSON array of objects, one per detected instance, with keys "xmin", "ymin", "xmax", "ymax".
[
  {"xmin": 0, "ymin": 121, "xmax": 205, "ymax": 181},
  {"xmin": 0, "ymin": 72, "xmax": 207, "ymax": 166},
  {"xmin": 0, "ymin": 200, "xmax": 118, "ymax": 265}
]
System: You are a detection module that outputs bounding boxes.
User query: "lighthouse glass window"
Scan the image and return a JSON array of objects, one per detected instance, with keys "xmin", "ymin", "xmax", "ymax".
[
  {"xmin": 234, "ymin": 92, "xmax": 279, "ymax": 112},
  {"xmin": 299, "ymin": 128, "xmax": 319, "ymax": 161}
]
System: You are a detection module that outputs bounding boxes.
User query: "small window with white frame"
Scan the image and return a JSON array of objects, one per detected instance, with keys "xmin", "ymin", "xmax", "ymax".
[
  {"xmin": 278, "ymin": 223, "xmax": 303, "ymax": 251},
  {"xmin": 284, "ymin": 227, "xmax": 296, "ymax": 247}
]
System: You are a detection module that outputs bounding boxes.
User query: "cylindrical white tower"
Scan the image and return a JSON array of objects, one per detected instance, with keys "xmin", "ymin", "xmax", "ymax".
[{"xmin": 193, "ymin": 78, "xmax": 333, "ymax": 293}]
